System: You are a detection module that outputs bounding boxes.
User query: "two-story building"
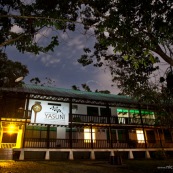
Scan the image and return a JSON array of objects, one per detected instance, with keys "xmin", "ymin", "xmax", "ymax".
[{"xmin": 0, "ymin": 84, "xmax": 172, "ymax": 160}]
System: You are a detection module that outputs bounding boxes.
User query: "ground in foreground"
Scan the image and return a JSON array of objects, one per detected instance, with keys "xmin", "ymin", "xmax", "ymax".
[{"xmin": 0, "ymin": 159, "xmax": 173, "ymax": 173}]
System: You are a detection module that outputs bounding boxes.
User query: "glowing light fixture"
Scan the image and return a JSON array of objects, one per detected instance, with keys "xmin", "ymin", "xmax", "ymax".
[{"xmin": 7, "ymin": 124, "xmax": 17, "ymax": 134}]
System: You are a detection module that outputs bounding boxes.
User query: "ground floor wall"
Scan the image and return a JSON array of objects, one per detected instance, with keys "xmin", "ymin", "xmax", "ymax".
[{"xmin": 12, "ymin": 148, "xmax": 173, "ymax": 161}]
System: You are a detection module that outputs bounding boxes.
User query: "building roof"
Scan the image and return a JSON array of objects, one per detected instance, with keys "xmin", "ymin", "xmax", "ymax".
[{"xmin": 1, "ymin": 84, "xmax": 136, "ymax": 105}]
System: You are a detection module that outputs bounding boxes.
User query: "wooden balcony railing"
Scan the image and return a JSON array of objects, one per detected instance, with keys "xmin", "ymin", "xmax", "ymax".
[
  {"xmin": 24, "ymin": 138, "xmax": 173, "ymax": 149},
  {"xmin": 72, "ymin": 114, "xmax": 155, "ymax": 126}
]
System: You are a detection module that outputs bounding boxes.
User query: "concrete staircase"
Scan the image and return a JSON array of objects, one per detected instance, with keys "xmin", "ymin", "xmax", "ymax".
[{"xmin": 0, "ymin": 149, "xmax": 13, "ymax": 160}]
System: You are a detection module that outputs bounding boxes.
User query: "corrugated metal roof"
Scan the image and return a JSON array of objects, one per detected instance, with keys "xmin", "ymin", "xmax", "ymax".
[{"xmin": 1, "ymin": 84, "xmax": 135, "ymax": 104}]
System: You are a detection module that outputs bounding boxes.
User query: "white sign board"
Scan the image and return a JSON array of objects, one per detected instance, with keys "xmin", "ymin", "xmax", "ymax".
[{"xmin": 29, "ymin": 100, "xmax": 69, "ymax": 125}]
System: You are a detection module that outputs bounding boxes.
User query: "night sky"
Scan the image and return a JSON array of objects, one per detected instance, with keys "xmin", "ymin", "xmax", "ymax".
[
  {"xmin": 5, "ymin": 26, "xmax": 119, "ymax": 94},
  {"xmin": 5, "ymin": 25, "xmax": 169, "ymax": 94}
]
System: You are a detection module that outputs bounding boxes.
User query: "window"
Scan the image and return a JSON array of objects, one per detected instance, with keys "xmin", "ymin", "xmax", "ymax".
[
  {"xmin": 107, "ymin": 129, "xmax": 117, "ymax": 143},
  {"xmin": 87, "ymin": 107, "xmax": 99, "ymax": 116},
  {"xmin": 100, "ymin": 108, "xmax": 111, "ymax": 116},
  {"xmin": 118, "ymin": 130, "xmax": 128, "ymax": 142},
  {"xmin": 66, "ymin": 128, "xmax": 78, "ymax": 142},
  {"xmin": 2, "ymin": 133, "xmax": 17, "ymax": 143},
  {"xmin": 25, "ymin": 125, "xmax": 56, "ymax": 139},
  {"xmin": 146, "ymin": 130, "xmax": 155, "ymax": 143},
  {"xmin": 84, "ymin": 128, "xmax": 96, "ymax": 143},
  {"xmin": 136, "ymin": 130, "xmax": 145, "ymax": 143},
  {"xmin": 72, "ymin": 105, "xmax": 78, "ymax": 114},
  {"xmin": 164, "ymin": 130, "xmax": 172, "ymax": 143}
]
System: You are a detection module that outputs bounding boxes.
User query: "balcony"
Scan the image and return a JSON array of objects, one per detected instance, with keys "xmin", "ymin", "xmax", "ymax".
[
  {"xmin": 72, "ymin": 114, "xmax": 155, "ymax": 126},
  {"xmin": 24, "ymin": 138, "xmax": 173, "ymax": 149}
]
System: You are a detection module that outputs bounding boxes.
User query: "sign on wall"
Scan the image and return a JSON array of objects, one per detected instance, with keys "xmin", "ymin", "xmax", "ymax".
[{"xmin": 29, "ymin": 100, "xmax": 69, "ymax": 125}]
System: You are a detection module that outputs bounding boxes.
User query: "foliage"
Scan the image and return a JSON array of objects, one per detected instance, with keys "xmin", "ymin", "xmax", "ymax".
[
  {"xmin": 72, "ymin": 83, "xmax": 110, "ymax": 94},
  {"xmin": 77, "ymin": 0, "xmax": 173, "ymax": 96},
  {"xmin": 154, "ymin": 150, "xmax": 167, "ymax": 160},
  {"xmin": 30, "ymin": 77, "xmax": 55, "ymax": 86},
  {"xmin": 0, "ymin": 51, "xmax": 28, "ymax": 87},
  {"xmin": 0, "ymin": 0, "xmax": 80, "ymax": 54},
  {"xmin": 79, "ymin": 0, "xmax": 173, "ymax": 65}
]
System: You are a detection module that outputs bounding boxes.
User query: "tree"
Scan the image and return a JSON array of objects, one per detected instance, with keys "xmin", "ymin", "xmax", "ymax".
[
  {"xmin": 0, "ymin": 51, "xmax": 29, "ymax": 87},
  {"xmin": 77, "ymin": 1, "xmax": 173, "ymax": 94},
  {"xmin": 79, "ymin": 0, "xmax": 173, "ymax": 64}
]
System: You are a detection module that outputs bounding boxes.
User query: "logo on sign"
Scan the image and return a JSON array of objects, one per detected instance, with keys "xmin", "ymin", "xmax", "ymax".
[{"xmin": 45, "ymin": 105, "xmax": 65, "ymax": 120}]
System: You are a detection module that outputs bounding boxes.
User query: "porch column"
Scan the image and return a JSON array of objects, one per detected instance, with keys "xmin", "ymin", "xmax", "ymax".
[
  {"xmin": 19, "ymin": 149, "xmax": 24, "ymax": 160},
  {"xmin": 90, "ymin": 150, "xmax": 95, "ymax": 160},
  {"xmin": 69, "ymin": 150, "xmax": 74, "ymax": 160},
  {"xmin": 110, "ymin": 150, "xmax": 114, "ymax": 156},
  {"xmin": 45, "ymin": 150, "xmax": 50, "ymax": 160},
  {"xmin": 145, "ymin": 150, "xmax": 151, "ymax": 159},
  {"xmin": 139, "ymin": 104, "xmax": 147, "ymax": 148},
  {"xmin": 128, "ymin": 150, "xmax": 134, "ymax": 159}
]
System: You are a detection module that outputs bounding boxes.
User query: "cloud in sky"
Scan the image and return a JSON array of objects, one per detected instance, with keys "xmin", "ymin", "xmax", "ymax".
[{"xmin": 10, "ymin": 25, "xmax": 24, "ymax": 33}]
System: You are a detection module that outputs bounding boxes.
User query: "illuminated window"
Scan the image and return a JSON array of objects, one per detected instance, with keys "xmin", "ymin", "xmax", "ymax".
[
  {"xmin": 84, "ymin": 128, "xmax": 96, "ymax": 143},
  {"xmin": 136, "ymin": 130, "xmax": 145, "ymax": 143}
]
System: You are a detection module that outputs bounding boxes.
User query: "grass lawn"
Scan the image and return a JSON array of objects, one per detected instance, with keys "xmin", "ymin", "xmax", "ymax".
[{"xmin": 0, "ymin": 159, "xmax": 173, "ymax": 173}]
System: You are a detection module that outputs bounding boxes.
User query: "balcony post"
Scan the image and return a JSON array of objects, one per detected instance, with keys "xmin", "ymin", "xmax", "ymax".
[
  {"xmin": 69, "ymin": 98, "xmax": 73, "ymax": 149},
  {"xmin": 139, "ymin": 104, "xmax": 147, "ymax": 148},
  {"xmin": 23, "ymin": 94, "xmax": 30, "ymax": 148},
  {"xmin": 157, "ymin": 128, "xmax": 163, "ymax": 148},
  {"xmin": 46, "ymin": 125, "xmax": 50, "ymax": 148},
  {"xmin": 106, "ymin": 103, "xmax": 113, "ymax": 148},
  {"xmin": 91, "ymin": 125, "xmax": 93, "ymax": 149}
]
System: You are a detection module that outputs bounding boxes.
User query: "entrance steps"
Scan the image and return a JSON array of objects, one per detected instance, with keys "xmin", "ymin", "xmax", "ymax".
[{"xmin": 0, "ymin": 148, "xmax": 13, "ymax": 160}]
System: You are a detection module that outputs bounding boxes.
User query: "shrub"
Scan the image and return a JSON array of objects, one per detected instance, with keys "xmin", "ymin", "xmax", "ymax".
[{"xmin": 154, "ymin": 150, "xmax": 167, "ymax": 160}]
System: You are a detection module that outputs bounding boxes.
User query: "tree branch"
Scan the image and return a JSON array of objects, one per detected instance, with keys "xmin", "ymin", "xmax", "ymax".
[
  {"xmin": 0, "ymin": 33, "xmax": 25, "ymax": 47},
  {"xmin": 154, "ymin": 45, "xmax": 173, "ymax": 66},
  {"xmin": 0, "ymin": 14, "xmax": 82, "ymax": 25}
]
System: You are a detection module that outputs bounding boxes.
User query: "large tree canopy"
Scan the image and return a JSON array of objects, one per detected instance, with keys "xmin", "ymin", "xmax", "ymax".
[{"xmin": 1, "ymin": 1, "xmax": 173, "ymax": 64}]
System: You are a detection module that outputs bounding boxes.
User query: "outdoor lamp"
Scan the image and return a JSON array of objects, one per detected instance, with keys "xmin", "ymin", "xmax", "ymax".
[{"xmin": 15, "ymin": 76, "xmax": 24, "ymax": 82}]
